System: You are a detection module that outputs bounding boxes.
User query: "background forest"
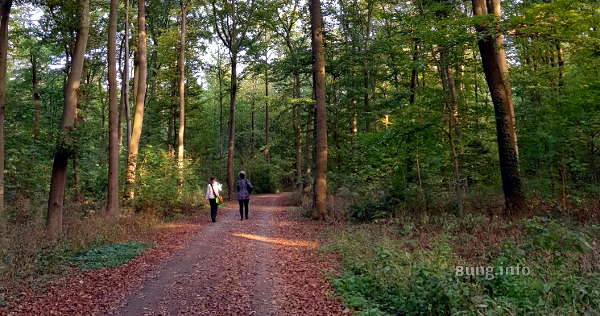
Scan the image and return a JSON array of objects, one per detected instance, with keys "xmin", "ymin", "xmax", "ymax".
[{"xmin": 0, "ymin": 0, "xmax": 599, "ymax": 314}]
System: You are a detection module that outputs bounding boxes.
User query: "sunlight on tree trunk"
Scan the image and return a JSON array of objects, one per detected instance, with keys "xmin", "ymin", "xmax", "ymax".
[
  {"xmin": 310, "ymin": 0, "xmax": 328, "ymax": 220},
  {"xmin": 47, "ymin": 0, "xmax": 90, "ymax": 239},
  {"xmin": 177, "ymin": 0, "xmax": 187, "ymax": 188},
  {"xmin": 105, "ymin": 0, "xmax": 119, "ymax": 217},
  {"xmin": 126, "ymin": 0, "xmax": 148, "ymax": 200},
  {"xmin": 120, "ymin": 0, "xmax": 131, "ymax": 151},
  {"xmin": 472, "ymin": 0, "xmax": 526, "ymax": 215}
]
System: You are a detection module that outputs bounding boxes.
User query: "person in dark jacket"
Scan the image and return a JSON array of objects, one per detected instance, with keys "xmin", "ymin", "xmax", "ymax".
[{"xmin": 236, "ymin": 171, "xmax": 253, "ymax": 220}]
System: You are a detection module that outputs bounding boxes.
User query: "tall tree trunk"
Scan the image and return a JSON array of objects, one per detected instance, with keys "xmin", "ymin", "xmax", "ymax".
[
  {"xmin": 46, "ymin": 0, "xmax": 89, "ymax": 239},
  {"xmin": 177, "ymin": 0, "xmax": 186, "ymax": 186},
  {"xmin": 264, "ymin": 63, "xmax": 270, "ymax": 161},
  {"xmin": 31, "ymin": 50, "xmax": 41, "ymax": 139},
  {"xmin": 409, "ymin": 40, "xmax": 419, "ymax": 105},
  {"xmin": 105, "ymin": 0, "xmax": 119, "ymax": 217},
  {"xmin": 125, "ymin": 0, "xmax": 147, "ymax": 199},
  {"xmin": 472, "ymin": 0, "xmax": 526, "ymax": 214},
  {"xmin": 120, "ymin": 0, "xmax": 131, "ymax": 150},
  {"xmin": 310, "ymin": 0, "xmax": 328, "ymax": 220},
  {"xmin": 0, "ymin": 0, "xmax": 11, "ymax": 233},
  {"xmin": 226, "ymin": 55, "xmax": 238, "ymax": 200},
  {"xmin": 217, "ymin": 56, "xmax": 224, "ymax": 162},
  {"xmin": 293, "ymin": 73, "xmax": 303, "ymax": 192},
  {"xmin": 438, "ymin": 49, "xmax": 464, "ymax": 217},
  {"xmin": 251, "ymin": 79, "xmax": 256, "ymax": 148}
]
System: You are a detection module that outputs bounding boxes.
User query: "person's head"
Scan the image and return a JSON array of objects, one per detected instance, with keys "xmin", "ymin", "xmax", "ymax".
[
  {"xmin": 238, "ymin": 171, "xmax": 246, "ymax": 179},
  {"xmin": 209, "ymin": 176, "xmax": 216, "ymax": 183}
]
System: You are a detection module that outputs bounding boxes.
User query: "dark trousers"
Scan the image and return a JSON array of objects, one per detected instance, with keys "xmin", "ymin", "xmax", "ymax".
[
  {"xmin": 239, "ymin": 199, "xmax": 249, "ymax": 219},
  {"xmin": 209, "ymin": 198, "xmax": 218, "ymax": 222}
]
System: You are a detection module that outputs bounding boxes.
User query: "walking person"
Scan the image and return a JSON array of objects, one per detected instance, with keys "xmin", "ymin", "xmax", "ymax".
[
  {"xmin": 205, "ymin": 176, "xmax": 222, "ymax": 222},
  {"xmin": 236, "ymin": 171, "xmax": 253, "ymax": 220}
]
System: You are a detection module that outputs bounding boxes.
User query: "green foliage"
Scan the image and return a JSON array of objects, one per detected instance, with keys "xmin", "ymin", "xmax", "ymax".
[
  {"xmin": 326, "ymin": 216, "xmax": 600, "ymax": 315},
  {"xmin": 35, "ymin": 246, "xmax": 72, "ymax": 275},
  {"xmin": 132, "ymin": 146, "xmax": 205, "ymax": 216},
  {"xmin": 72, "ymin": 242, "xmax": 152, "ymax": 270}
]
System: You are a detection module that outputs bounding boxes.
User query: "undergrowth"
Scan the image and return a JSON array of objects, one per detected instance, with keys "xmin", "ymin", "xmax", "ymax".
[
  {"xmin": 72, "ymin": 241, "xmax": 152, "ymax": 270},
  {"xmin": 324, "ymin": 214, "xmax": 600, "ymax": 315}
]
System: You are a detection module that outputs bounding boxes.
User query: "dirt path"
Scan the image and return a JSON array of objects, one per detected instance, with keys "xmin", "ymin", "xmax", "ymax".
[{"xmin": 108, "ymin": 193, "xmax": 344, "ymax": 315}]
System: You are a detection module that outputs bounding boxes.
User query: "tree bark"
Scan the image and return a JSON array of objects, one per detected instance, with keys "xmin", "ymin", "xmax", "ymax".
[
  {"xmin": 251, "ymin": 79, "xmax": 256, "ymax": 148},
  {"xmin": 31, "ymin": 50, "xmax": 41, "ymax": 139},
  {"xmin": 310, "ymin": 0, "xmax": 328, "ymax": 220},
  {"xmin": 409, "ymin": 40, "xmax": 419, "ymax": 105},
  {"xmin": 472, "ymin": 0, "xmax": 526, "ymax": 214},
  {"xmin": 226, "ymin": 55, "xmax": 238, "ymax": 200},
  {"xmin": 177, "ymin": 0, "xmax": 187, "ymax": 186},
  {"xmin": 120, "ymin": 0, "xmax": 131, "ymax": 150},
  {"xmin": 217, "ymin": 54, "xmax": 224, "ymax": 162},
  {"xmin": 293, "ymin": 73, "xmax": 303, "ymax": 192},
  {"xmin": 105, "ymin": 0, "xmax": 119, "ymax": 217},
  {"xmin": 0, "ymin": 0, "xmax": 11, "ymax": 233},
  {"xmin": 125, "ymin": 0, "xmax": 148, "ymax": 200},
  {"xmin": 264, "ymin": 63, "xmax": 270, "ymax": 161},
  {"xmin": 46, "ymin": 0, "xmax": 89, "ymax": 239}
]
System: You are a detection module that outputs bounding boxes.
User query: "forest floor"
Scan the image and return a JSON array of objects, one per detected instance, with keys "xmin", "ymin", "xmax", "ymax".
[{"xmin": 4, "ymin": 194, "xmax": 346, "ymax": 315}]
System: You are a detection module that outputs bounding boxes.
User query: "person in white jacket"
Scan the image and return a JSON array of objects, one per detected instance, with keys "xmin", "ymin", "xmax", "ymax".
[{"xmin": 205, "ymin": 177, "xmax": 222, "ymax": 222}]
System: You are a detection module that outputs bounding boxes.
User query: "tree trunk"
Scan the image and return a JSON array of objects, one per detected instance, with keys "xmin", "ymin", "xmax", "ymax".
[
  {"xmin": 125, "ymin": 0, "xmax": 147, "ymax": 200},
  {"xmin": 177, "ymin": 0, "xmax": 186, "ymax": 186},
  {"xmin": 409, "ymin": 40, "xmax": 419, "ymax": 105},
  {"xmin": 438, "ymin": 49, "xmax": 464, "ymax": 217},
  {"xmin": 264, "ymin": 63, "xmax": 270, "ymax": 161},
  {"xmin": 120, "ymin": 0, "xmax": 131, "ymax": 150},
  {"xmin": 217, "ymin": 56, "xmax": 224, "ymax": 162},
  {"xmin": 0, "ymin": 0, "xmax": 11, "ymax": 233},
  {"xmin": 105, "ymin": 0, "xmax": 119, "ymax": 217},
  {"xmin": 251, "ymin": 79, "xmax": 256, "ymax": 148},
  {"xmin": 472, "ymin": 0, "xmax": 526, "ymax": 214},
  {"xmin": 226, "ymin": 55, "xmax": 238, "ymax": 200},
  {"xmin": 46, "ymin": 0, "xmax": 89, "ymax": 239},
  {"xmin": 31, "ymin": 50, "xmax": 41, "ymax": 139},
  {"xmin": 310, "ymin": 0, "xmax": 328, "ymax": 220},
  {"xmin": 293, "ymin": 73, "xmax": 303, "ymax": 192}
]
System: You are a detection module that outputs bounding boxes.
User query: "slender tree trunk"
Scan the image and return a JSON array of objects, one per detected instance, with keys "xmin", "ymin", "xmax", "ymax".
[
  {"xmin": 177, "ymin": 0, "xmax": 186, "ymax": 187},
  {"xmin": 556, "ymin": 42, "xmax": 564, "ymax": 88},
  {"xmin": 0, "ymin": 0, "xmax": 11, "ymax": 232},
  {"xmin": 472, "ymin": 0, "xmax": 526, "ymax": 214},
  {"xmin": 264, "ymin": 63, "xmax": 270, "ymax": 161},
  {"xmin": 105, "ymin": 0, "xmax": 119, "ymax": 217},
  {"xmin": 409, "ymin": 40, "xmax": 419, "ymax": 105},
  {"xmin": 226, "ymin": 55, "xmax": 238, "ymax": 200},
  {"xmin": 125, "ymin": 0, "xmax": 147, "ymax": 199},
  {"xmin": 251, "ymin": 79, "xmax": 256, "ymax": 148},
  {"xmin": 293, "ymin": 73, "xmax": 303, "ymax": 192},
  {"xmin": 46, "ymin": 0, "xmax": 89, "ymax": 239},
  {"xmin": 120, "ymin": 0, "xmax": 131, "ymax": 150},
  {"xmin": 217, "ymin": 57, "xmax": 224, "ymax": 162},
  {"xmin": 310, "ymin": 0, "xmax": 328, "ymax": 220},
  {"xmin": 438, "ymin": 49, "xmax": 464, "ymax": 217},
  {"xmin": 31, "ymin": 50, "xmax": 41, "ymax": 139}
]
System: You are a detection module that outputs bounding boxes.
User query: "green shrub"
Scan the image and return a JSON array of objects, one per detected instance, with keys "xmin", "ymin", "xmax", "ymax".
[
  {"xmin": 326, "ymin": 216, "xmax": 600, "ymax": 315},
  {"xmin": 72, "ymin": 241, "xmax": 152, "ymax": 270}
]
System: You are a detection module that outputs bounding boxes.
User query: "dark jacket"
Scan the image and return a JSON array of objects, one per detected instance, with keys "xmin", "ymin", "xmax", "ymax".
[{"xmin": 236, "ymin": 179, "xmax": 252, "ymax": 200}]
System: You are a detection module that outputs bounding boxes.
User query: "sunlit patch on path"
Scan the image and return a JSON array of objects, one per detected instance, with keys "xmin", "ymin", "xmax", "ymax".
[{"xmin": 232, "ymin": 232, "xmax": 319, "ymax": 248}]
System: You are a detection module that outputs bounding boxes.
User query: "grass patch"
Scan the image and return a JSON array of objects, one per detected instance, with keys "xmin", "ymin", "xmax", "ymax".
[
  {"xmin": 324, "ymin": 216, "xmax": 600, "ymax": 315},
  {"xmin": 72, "ymin": 241, "xmax": 152, "ymax": 270}
]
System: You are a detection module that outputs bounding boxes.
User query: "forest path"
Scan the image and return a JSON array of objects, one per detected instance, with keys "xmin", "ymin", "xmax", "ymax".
[{"xmin": 109, "ymin": 193, "xmax": 344, "ymax": 315}]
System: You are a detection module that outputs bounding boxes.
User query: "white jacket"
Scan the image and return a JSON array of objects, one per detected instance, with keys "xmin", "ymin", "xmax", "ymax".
[{"xmin": 205, "ymin": 182, "xmax": 222, "ymax": 199}]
